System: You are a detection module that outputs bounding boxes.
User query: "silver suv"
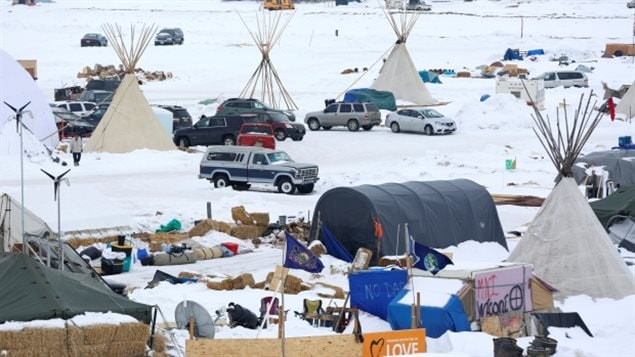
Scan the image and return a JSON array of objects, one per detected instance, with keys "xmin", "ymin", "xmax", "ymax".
[{"xmin": 304, "ymin": 102, "xmax": 382, "ymax": 131}]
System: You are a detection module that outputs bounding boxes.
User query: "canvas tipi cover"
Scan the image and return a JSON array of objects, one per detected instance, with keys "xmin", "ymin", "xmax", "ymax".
[
  {"xmin": 508, "ymin": 178, "xmax": 635, "ymax": 299},
  {"xmin": 615, "ymin": 81, "xmax": 634, "ymax": 120},
  {"xmin": 0, "ymin": 49, "xmax": 59, "ymax": 151},
  {"xmin": 84, "ymin": 74, "xmax": 176, "ymax": 153},
  {"xmin": 0, "ymin": 193, "xmax": 54, "ymax": 254},
  {"xmin": 371, "ymin": 43, "xmax": 436, "ymax": 106}
]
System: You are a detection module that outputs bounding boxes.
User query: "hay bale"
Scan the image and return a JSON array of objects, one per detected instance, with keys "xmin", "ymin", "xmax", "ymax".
[
  {"xmin": 206, "ymin": 278, "xmax": 233, "ymax": 291},
  {"xmin": 230, "ymin": 225, "xmax": 265, "ymax": 240},
  {"xmin": 74, "ymin": 325, "xmax": 116, "ymax": 345},
  {"xmin": 253, "ymin": 280, "xmax": 266, "ymax": 289},
  {"xmin": 112, "ymin": 323, "xmax": 149, "ymax": 342},
  {"xmin": 341, "ymin": 68, "xmax": 355, "ymax": 74},
  {"xmin": 313, "ymin": 282, "xmax": 346, "ymax": 299},
  {"xmin": 149, "ymin": 241, "xmax": 163, "ymax": 252},
  {"xmin": 265, "ymin": 272, "xmax": 303, "ymax": 294},
  {"xmin": 152, "ymin": 334, "xmax": 166, "ymax": 353},
  {"xmin": 231, "ymin": 205, "xmax": 253, "ymax": 225},
  {"xmin": 188, "ymin": 219, "xmax": 215, "ymax": 237},
  {"xmin": 456, "ymin": 71, "xmax": 471, "ymax": 78},
  {"xmin": 231, "ymin": 273, "xmax": 255, "ymax": 289},
  {"xmin": 250, "ymin": 212, "xmax": 270, "ymax": 226}
]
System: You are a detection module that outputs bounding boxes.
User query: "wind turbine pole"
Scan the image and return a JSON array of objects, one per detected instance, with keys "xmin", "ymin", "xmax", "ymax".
[{"xmin": 57, "ymin": 185, "xmax": 63, "ymax": 270}]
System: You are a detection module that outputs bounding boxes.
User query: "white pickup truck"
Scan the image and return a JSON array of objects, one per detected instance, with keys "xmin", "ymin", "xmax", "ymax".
[{"xmin": 199, "ymin": 146, "xmax": 319, "ymax": 194}]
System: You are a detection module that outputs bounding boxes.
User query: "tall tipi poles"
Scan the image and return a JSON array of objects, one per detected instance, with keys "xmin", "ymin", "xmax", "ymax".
[
  {"xmin": 85, "ymin": 24, "xmax": 176, "ymax": 153},
  {"xmin": 508, "ymin": 92, "xmax": 635, "ymax": 299},
  {"xmin": 237, "ymin": 11, "xmax": 298, "ymax": 111},
  {"xmin": 370, "ymin": 8, "xmax": 436, "ymax": 106}
]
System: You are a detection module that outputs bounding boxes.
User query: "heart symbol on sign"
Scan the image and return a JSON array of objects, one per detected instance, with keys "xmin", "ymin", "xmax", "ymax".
[{"xmin": 370, "ymin": 337, "xmax": 385, "ymax": 357}]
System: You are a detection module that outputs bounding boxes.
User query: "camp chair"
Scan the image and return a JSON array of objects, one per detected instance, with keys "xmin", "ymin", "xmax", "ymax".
[{"xmin": 259, "ymin": 296, "xmax": 286, "ymax": 328}]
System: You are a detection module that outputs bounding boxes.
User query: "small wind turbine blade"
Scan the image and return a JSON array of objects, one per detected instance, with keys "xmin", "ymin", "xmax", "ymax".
[
  {"xmin": 40, "ymin": 168, "xmax": 56, "ymax": 181},
  {"xmin": 57, "ymin": 169, "xmax": 71, "ymax": 180},
  {"xmin": 18, "ymin": 101, "xmax": 31, "ymax": 112},
  {"xmin": 3, "ymin": 101, "xmax": 17, "ymax": 112},
  {"xmin": 53, "ymin": 182, "xmax": 59, "ymax": 201}
]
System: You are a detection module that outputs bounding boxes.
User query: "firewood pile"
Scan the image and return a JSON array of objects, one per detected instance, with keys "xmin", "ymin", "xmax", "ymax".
[{"xmin": 77, "ymin": 63, "xmax": 173, "ymax": 83}]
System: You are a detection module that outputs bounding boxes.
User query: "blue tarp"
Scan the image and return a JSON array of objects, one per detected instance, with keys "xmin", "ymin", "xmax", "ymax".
[
  {"xmin": 387, "ymin": 289, "xmax": 471, "ymax": 338},
  {"xmin": 343, "ymin": 88, "xmax": 397, "ymax": 111},
  {"xmin": 418, "ymin": 71, "xmax": 442, "ymax": 84},
  {"xmin": 527, "ymin": 49, "xmax": 545, "ymax": 56},
  {"xmin": 349, "ymin": 270, "xmax": 408, "ymax": 320},
  {"xmin": 322, "ymin": 225, "xmax": 353, "ymax": 262},
  {"xmin": 503, "ymin": 48, "xmax": 523, "ymax": 61}
]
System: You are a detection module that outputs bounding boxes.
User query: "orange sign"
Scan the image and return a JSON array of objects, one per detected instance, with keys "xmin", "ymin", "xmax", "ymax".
[{"xmin": 362, "ymin": 329, "xmax": 426, "ymax": 357}]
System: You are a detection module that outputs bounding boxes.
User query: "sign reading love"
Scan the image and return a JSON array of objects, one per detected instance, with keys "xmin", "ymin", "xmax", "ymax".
[{"xmin": 362, "ymin": 329, "xmax": 426, "ymax": 357}]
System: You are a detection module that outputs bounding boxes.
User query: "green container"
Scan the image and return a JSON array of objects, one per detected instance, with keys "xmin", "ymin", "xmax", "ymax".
[
  {"xmin": 122, "ymin": 256, "xmax": 132, "ymax": 272},
  {"xmin": 505, "ymin": 159, "xmax": 513, "ymax": 170}
]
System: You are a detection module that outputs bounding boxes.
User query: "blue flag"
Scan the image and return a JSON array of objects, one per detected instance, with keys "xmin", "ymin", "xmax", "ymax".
[
  {"xmin": 284, "ymin": 232, "xmax": 324, "ymax": 273},
  {"xmin": 321, "ymin": 225, "xmax": 354, "ymax": 263},
  {"xmin": 409, "ymin": 236, "xmax": 453, "ymax": 275}
]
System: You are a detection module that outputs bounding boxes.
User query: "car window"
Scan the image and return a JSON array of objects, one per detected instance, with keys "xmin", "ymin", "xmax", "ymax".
[
  {"xmin": 209, "ymin": 117, "xmax": 226, "ymax": 127},
  {"xmin": 267, "ymin": 151, "xmax": 292, "ymax": 164},
  {"xmin": 252, "ymin": 153, "xmax": 267, "ymax": 165},
  {"xmin": 85, "ymin": 103, "xmax": 95, "ymax": 110},
  {"xmin": 241, "ymin": 116, "xmax": 260, "ymax": 124},
  {"xmin": 69, "ymin": 103, "xmax": 82, "ymax": 112},
  {"xmin": 57, "ymin": 104, "xmax": 68, "ymax": 110},
  {"xmin": 421, "ymin": 109, "xmax": 443, "ymax": 118},
  {"xmin": 268, "ymin": 112, "xmax": 288, "ymax": 122},
  {"xmin": 237, "ymin": 102, "xmax": 251, "ymax": 109},
  {"xmin": 365, "ymin": 103, "xmax": 379, "ymax": 112},
  {"xmin": 196, "ymin": 118, "xmax": 210, "ymax": 127},
  {"xmin": 396, "ymin": 109, "xmax": 408, "ymax": 116},
  {"xmin": 94, "ymin": 92, "xmax": 112, "ymax": 102},
  {"xmin": 339, "ymin": 104, "xmax": 352, "ymax": 113},
  {"xmin": 253, "ymin": 102, "xmax": 265, "ymax": 110},
  {"xmin": 207, "ymin": 152, "xmax": 236, "ymax": 162},
  {"xmin": 324, "ymin": 104, "xmax": 338, "ymax": 113},
  {"xmin": 353, "ymin": 104, "xmax": 365, "ymax": 112},
  {"xmin": 544, "ymin": 73, "xmax": 556, "ymax": 81}
]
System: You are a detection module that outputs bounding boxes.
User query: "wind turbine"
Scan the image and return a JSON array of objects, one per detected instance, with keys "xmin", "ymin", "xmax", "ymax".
[
  {"xmin": 4, "ymin": 101, "xmax": 32, "ymax": 254},
  {"xmin": 40, "ymin": 168, "xmax": 71, "ymax": 269}
]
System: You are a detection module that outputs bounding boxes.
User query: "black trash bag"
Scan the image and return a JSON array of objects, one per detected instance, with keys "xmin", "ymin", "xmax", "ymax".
[
  {"xmin": 227, "ymin": 302, "xmax": 259, "ymax": 329},
  {"xmin": 493, "ymin": 337, "xmax": 523, "ymax": 357},
  {"xmin": 79, "ymin": 246, "xmax": 102, "ymax": 261}
]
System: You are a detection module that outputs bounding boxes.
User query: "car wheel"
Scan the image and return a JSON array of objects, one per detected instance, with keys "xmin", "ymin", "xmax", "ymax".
[
  {"xmin": 390, "ymin": 122, "xmax": 400, "ymax": 133},
  {"xmin": 231, "ymin": 183, "xmax": 251, "ymax": 191},
  {"xmin": 362, "ymin": 125, "xmax": 373, "ymax": 131},
  {"xmin": 277, "ymin": 177, "xmax": 296, "ymax": 194},
  {"xmin": 424, "ymin": 125, "xmax": 434, "ymax": 136},
  {"xmin": 223, "ymin": 135, "xmax": 236, "ymax": 145},
  {"xmin": 178, "ymin": 137, "xmax": 190, "ymax": 147},
  {"xmin": 322, "ymin": 126, "xmax": 332, "ymax": 130},
  {"xmin": 213, "ymin": 174, "xmax": 230, "ymax": 188},
  {"xmin": 347, "ymin": 119, "xmax": 360, "ymax": 132},
  {"xmin": 307, "ymin": 118, "xmax": 321, "ymax": 131},
  {"xmin": 275, "ymin": 129, "xmax": 287, "ymax": 141},
  {"xmin": 292, "ymin": 136, "xmax": 303, "ymax": 141},
  {"xmin": 296, "ymin": 183, "xmax": 314, "ymax": 194}
]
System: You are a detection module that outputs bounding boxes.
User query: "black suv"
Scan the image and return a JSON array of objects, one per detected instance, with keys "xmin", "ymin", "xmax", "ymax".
[
  {"xmin": 86, "ymin": 79, "xmax": 121, "ymax": 92},
  {"xmin": 173, "ymin": 115, "xmax": 260, "ymax": 147},
  {"xmin": 216, "ymin": 98, "xmax": 296, "ymax": 122},
  {"xmin": 157, "ymin": 105, "xmax": 192, "ymax": 131},
  {"xmin": 155, "ymin": 28, "xmax": 184, "ymax": 45}
]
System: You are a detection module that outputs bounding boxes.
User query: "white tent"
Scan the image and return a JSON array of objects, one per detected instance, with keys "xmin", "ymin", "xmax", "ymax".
[
  {"xmin": 0, "ymin": 193, "xmax": 55, "ymax": 254},
  {"xmin": 370, "ymin": 10, "xmax": 436, "ymax": 106},
  {"xmin": 84, "ymin": 24, "xmax": 176, "ymax": 153},
  {"xmin": 0, "ymin": 49, "xmax": 59, "ymax": 152},
  {"xmin": 615, "ymin": 81, "xmax": 634, "ymax": 120},
  {"xmin": 508, "ymin": 178, "xmax": 635, "ymax": 299}
]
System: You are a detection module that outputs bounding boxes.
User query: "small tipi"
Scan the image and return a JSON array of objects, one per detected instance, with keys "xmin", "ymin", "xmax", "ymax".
[
  {"xmin": 237, "ymin": 11, "xmax": 297, "ymax": 110},
  {"xmin": 85, "ymin": 24, "xmax": 176, "ymax": 153},
  {"xmin": 370, "ymin": 9, "xmax": 436, "ymax": 106},
  {"xmin": 615, "ymin": 81, "xmax": 634, "ymax": 120},
  {"xmin": 508, "ymin": 93, "xmax": 635, "ymax": 299}
]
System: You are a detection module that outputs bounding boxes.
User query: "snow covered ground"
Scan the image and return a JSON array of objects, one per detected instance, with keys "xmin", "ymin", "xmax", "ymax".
[{"xmin": 1, "ymin": 0, "xmax": 634, "ymax": 356}]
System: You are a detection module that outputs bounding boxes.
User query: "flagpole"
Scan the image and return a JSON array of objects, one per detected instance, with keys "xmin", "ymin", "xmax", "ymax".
[
  {"xmin": 405, "ymin": 223, "xmax": 417, "ymax": 328},
  {"xmin": 280, "ymin": 231, "xmax": 286, "ymax": 357}
]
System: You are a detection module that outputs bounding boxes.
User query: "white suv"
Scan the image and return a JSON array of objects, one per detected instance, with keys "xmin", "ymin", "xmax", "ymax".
[
  {"xmin": 534, "ymin": 71, "xmax": 588, "ymax": 89},
  {"xmin": 55, "ymin": 101, "xmax": 97, "ymax": 117}
]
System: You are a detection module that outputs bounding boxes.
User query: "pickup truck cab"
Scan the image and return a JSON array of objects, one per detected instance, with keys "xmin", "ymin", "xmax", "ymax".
[
  {"xmin": 237, "ymin": 123, "xmax": 276, "ymax": 149},
  {"xmin": 199, "ymin": 146, "xmax": 319, "ymax": 194}
]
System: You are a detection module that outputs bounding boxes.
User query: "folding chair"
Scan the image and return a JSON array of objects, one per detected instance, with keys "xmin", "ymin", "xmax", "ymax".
[{"xmin": 259, "ymin": 296, "xmax": 280, "ymax": 328}]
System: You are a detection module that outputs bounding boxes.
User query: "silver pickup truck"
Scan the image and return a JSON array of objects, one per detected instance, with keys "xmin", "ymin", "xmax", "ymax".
[{"xmin": 199, "ymin": 146, "xmax": 319, "ymax": 194}]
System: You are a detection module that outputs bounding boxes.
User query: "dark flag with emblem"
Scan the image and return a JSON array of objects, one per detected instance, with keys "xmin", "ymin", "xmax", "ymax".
[
  {"xmin": 284, "ymin": 232, "xmax": 324, "ymax": 273},
  {"xmin": 409, "ymin": 235, "xmax": 453, "ymax": 275}
]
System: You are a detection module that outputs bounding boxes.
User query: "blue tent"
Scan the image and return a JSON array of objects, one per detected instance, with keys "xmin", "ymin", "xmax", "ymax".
[
  {"xmin": 418, "ymin": 71, "xmax": 442, "ymax": 84},
  {"xmin": 503, "ymin": 48, "xmax": 523, "ymax": 61},
  {"xmin": 343, "ymin": 88, "xmax": 397, "ymax": 111},
  {"xmin": 386, "ymin": 277, "xmax": 470, "ymax": 338}
]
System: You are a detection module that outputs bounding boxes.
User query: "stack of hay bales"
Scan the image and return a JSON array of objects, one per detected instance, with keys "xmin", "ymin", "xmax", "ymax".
[
  {"xmin": 77, "ymin": 63, "xmax": 173, "ymax": 82},
  {"xmin": 188, "ymin": 219, "xmax": 232, "ymax": 238},
  {"xmin": 67, "ymin": 322, "xmax": 149, "ymax": 357},
  {"xmin": 206, "ymin": 273, "xmax": 255, "ymax": 291},
  {"xmin": 264, "ymin": 271, "xmax": 309, "ymax": 294},
  {"xmin": 229, "ymin": 206, "xmax": 269, "ymax": 240},
  {"xmin": 0, "ymin": 327, "xmax": 68, "ymax": 357}
]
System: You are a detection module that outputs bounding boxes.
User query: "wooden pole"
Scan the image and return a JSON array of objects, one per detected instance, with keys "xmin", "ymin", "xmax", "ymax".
[
  {"xmin": 277, "ymin": 304, "xmax": 284, "ymax": 338},
  {"xmin": 416, "ymin": 292, "xmax": 421, "ymax": 328},
  {"xmin": 189, "ymin": 317, "xmax": 195, "ymax": 340}
]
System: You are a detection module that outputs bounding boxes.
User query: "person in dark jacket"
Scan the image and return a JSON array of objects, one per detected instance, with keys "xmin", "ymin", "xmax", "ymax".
[{"xmin": 226, "ymin": 302, "xmax": 259, "ymax": 329}]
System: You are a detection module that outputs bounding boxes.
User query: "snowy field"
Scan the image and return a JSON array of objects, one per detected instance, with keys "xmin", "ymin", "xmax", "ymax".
[{"xmin": 1, "ymin": 0, "xmax": 635, "ymax": 356}]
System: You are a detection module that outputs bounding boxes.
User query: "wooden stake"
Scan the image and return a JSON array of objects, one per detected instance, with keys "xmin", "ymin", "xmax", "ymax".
[
  {"xmin": 278, "ymin": 304, "xmax": 284, "ymax": 338},
  {"xmin": 189, "ymin": 317, "xmax": 195, "ymax": 340},
  {"xmin": 416, "ymin": 292, "xmax": 421, "ymax": 328}
]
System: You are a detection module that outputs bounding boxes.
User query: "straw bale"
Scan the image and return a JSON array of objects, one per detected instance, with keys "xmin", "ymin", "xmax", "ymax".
[
  {"xmin": 314, "ymin": 282, "xmax": 346, "ymax": 299},
  {"xmin": 152, "ymin": 334, "xmax": 166, "ymax": 353},
  {"xmin": 151, "ymin": 352, "xmax": 169, "ymax": 357},
  {"xmin": 231, "ymin": 205, "xmax": 252, "ymax": 225},
  {"xmin": 112, "ymin": 323, "xmax": 149, "ymax": 342},
  {"xmin": 309, "ymin": 241, "xmax": 326, "ymax": 257},
  {"xmin": 188, "ymin": 219, "xmax": 215, "ymax": 237},
  {"xmin": 149, "ymin": 241, "xmax": 163, "ymax": 252},
  {"xmin": 207, "ymin": 278, "xmax": 233, "ymax": 291},
  {"xmin": 265, "ymin": 272, "xmax": 303, "ymax": 294},
  {"xmin": 5, "ymin": 347, "xmax": 67, "ymax": 357},
  {"xmin": 230, "ymin": 225, "xmax": 265, "ymax": 240},
  {"xmin": 104, "ymin": 342, "xmax": 147, "ymax": 357},
  {"xmin": 136, "ymin": 232, "xmax": 189, "ymax": 244},
  {"xmin": 456, "ymin": 71, "xmax": 471, "ymax": 78},
  {"xmin": 231, "ymin": 273, "xmax": 255, "ymax": 289},
  {"xmin": 74, "ymin": 325, "xmax": 116, "ymax": 345},
  {"xmin": 253, "ymin": 280, "xmax": 266, "ymax": 289},
  {"xmin": 250, "ymin": 212, "xmax": 270, "ymax": 226}
]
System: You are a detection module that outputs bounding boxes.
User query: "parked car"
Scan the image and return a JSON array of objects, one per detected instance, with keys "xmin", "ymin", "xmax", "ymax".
[
  {"xmin": 385, "ymin": 108, "xmax": 456, "ymax": 135},
  {"xmin": 173, "ymin": 114, "xmax": 260, "ymax": 147},
  {"xmin": 237, "ymin": 123, "xmax": 276, "ymax": 150},
  {"xmin": 86, "ymin": 79, "xmax": 121, "ymax": 92},
  {"xmin": 155, "ymin": 28, "xmax": 184, "ymax": 45},
  {"xmin": 304, "ymin": 102, "xmax": 382, "ymax": 131},
  {"xmin": 241, "ymin": 112, "xmax": 305, "ymax": 141},
  {"xmin": 78, "ymin": 90, "xmax": 114, "ymax": 105},
  {"xmin": 628, "ymin": 0, "xmax": 635, "ymax": 9},
  {"xmin": 533, "ymin": 71, "xmax": 588, "ymax": 89},
  {"xmin": 83, "ymin": 104, "xmax": 110, "ymax": 126},
  {"xmin": 52, "ymin": 107, "xmax": 95, "ymax": 139},
  {"xmin": 81, "ymin": 33, "xmax": 108, "ymax": 47},
  {"xmin": 406, "ymin": 0, "xmax": 431, "ymax": 11},
  {"xmin": 216, "ymin": 98, "xmax": 296, "ymax": 122},
  {"xmin": 199, "ymin": 146, "xmax": 319, "ymax": 194},
  {"xmin": 155, "ymin": 105, "xmax": 193, "ymax": 131},
  {"xmin": 54, "ymin": 101, "xmax": 97, "ymax": 117}
]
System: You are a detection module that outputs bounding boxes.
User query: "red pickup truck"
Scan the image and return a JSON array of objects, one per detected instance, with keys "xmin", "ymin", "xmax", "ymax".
[{"xmin": 237, "ymin": 123, "xmax": 276, "ymax": 150}]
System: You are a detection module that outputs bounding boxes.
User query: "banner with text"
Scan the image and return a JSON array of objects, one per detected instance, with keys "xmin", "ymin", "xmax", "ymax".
[
  {"xmin": 362, "ymin": 329, "xmax": 426, "ymax": 357},
  {"xmin": 474, "ymin": 265, "xmax": 532, "ymax": 319}
]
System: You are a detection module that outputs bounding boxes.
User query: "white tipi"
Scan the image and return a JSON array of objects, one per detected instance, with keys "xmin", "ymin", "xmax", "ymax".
[
  {"xmin": 237, "ymin": 11, "xmax": 297, "ymax": 110},
  {"xmin": 370, "ymin": 9, "xmax": 436, "ymax": 106},
  {"xmin": 508, "ymin": 93, "xmax": 635, "ymax": 299},
  {"xmin": 85, "ymin": 24, "xmax": 176, "ymax": 153},
  {"xmin": 615, "ymin": 81, "xmax": 634, "ymax": 120}
]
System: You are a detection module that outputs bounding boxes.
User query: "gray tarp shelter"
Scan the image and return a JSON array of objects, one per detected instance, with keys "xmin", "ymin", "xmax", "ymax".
[
  {"xmin": 573, "ymin": 150, "xmax": 635, "ymax": 187},
  {"xmin": 0, "ymin": 253, "xmax": 152, "ymax": 324},
  {"xmin": 310, "ymin": 179, "xmax": 507, "ymax": 262}
]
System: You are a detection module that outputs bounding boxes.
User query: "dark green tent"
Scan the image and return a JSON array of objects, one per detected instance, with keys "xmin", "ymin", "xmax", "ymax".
[
  {"xmin": 0, "ymin": 253, "xmax": 152, "ymax": 324},
  {"xmin": 590, "ymin": 186, "xmax": 635, "ymax": 229}
]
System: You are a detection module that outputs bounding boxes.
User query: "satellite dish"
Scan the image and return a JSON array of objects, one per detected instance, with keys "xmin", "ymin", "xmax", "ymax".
[{"xmin": 174, "ymin": 300, "xmax": 215, "ymax": 339}]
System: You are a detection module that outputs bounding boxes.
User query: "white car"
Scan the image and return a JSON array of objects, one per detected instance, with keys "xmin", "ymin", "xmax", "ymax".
[
  {"xmin": 54, "ymin": 101, "xmax": 97, "ymax": 117},
  {"xmin": 385, "ymin": 108, "xmax": 456, "ymax": 135}
]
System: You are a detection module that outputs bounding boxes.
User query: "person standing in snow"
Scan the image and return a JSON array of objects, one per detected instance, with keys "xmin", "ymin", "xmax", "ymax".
[{"xmin": 70, "ymin": 135, "xmax": 83, "ymax": 166}]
